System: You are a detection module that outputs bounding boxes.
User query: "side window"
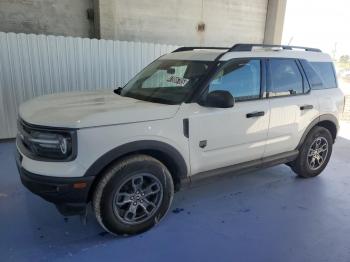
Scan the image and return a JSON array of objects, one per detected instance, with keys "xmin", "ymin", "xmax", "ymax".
[
  {"xmin": 310, "ymin": 62, "xmax": 337, "ymax": 89},
  {"xmin": 268, "ymin": 59, "xmax": 303, "ymax": 97},
  {"xmin": 208, "ymin": 59, "xmax": 261, "ymax": 101},
  {"xmin": 300, "ymin": 60, "xmax": 324, "ymax": 89}
]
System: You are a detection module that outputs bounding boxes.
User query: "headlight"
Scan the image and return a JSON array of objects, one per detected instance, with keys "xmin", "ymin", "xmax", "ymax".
[
  {"xmin": 28, "ymin": 132, "xmax": 72, "ymax": 159},
  {"xmin": 17, "ymin": 120, "xmax": 77, "ymax": 161}
]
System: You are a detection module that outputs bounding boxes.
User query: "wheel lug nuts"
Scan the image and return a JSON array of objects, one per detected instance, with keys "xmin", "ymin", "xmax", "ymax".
[
  {"xmin": 141, "ymin": 193, "xmax": 145, "ymax": 196},
  {"xmin": 133, "ymin": 202, "xmax": 137, "ymax": 206},
  {"xmin": 140, "ymin": 200, "xmax": 143, "ymax": 203}
]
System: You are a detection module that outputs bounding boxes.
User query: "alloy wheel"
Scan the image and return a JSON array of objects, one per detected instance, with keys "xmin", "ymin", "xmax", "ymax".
[
  {"xmin": 307, "ymin": 136, "xmax": 329, "ymax": 171},
  {"xmin": 112, "ymin": 173, "xmax": 163, "ymax": 224}
]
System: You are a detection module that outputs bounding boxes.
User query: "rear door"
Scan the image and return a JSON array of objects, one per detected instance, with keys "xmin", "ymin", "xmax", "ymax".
[{"xmin": 263, "ymin": 58, "xmax": 320, "ymax": 157}]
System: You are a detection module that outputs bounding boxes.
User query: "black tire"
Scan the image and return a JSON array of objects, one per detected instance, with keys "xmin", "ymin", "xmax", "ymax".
[
  {"xmin": 291, "ymin": 126, "xmax": 333, "ymax": 178},
  {"xmin": 92, "ymin": 154, "xmax": 174, "ymax": 236}
]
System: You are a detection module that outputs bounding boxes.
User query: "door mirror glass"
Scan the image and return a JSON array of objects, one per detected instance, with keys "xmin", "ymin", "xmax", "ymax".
[{"xmin": 204, "ymin": 90, "xmax": 234, "ymax": 108}]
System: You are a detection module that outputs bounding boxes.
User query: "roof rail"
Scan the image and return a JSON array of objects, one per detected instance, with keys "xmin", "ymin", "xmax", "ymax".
[
  {"xmin": 172, "ymin": 46, "xmax": 229, "ymax": 53},
  {"xmin": 229, "ymin": 43, "xmax": 322, "ymax": 52}
]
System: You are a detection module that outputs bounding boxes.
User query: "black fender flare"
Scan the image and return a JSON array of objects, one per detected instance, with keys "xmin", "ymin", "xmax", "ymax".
[
  {"xmin": 296, "ymin": 114, "xmax": 339, "ymax": 149},
  {"xmin": 84, "ymin": 140, "xmax": 188, "ymax": 181}
]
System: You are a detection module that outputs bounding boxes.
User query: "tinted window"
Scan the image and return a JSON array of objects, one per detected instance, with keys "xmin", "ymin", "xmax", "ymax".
[
  {"xmin": 300, "ymin": 60, "xmax": 324, "ymax": 89},
  {"xmin": 208, "ymin": 59, "xmax": 261, "ymax": 101},
  {"xmin": 310, "ymin": 62, "xmax": 337, "ymax": 89},
  {"xmin": 268, "ymin": 59, "xmax": 303, "ymax": 97}
]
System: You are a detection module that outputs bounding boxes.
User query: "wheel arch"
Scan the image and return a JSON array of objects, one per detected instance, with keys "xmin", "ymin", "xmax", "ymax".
[
  {"xmin": 85, "ymin": 140, "xmax": 188, "ymax": 200},
  {"xmin": 297, "ymin": 114, "xmax": 339, "ymax": 149}
]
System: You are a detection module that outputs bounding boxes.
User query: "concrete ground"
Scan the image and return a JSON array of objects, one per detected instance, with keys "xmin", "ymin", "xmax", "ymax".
[{"xmin": 1, "ymin": 123, "xmax": 350, "ymax": 262}]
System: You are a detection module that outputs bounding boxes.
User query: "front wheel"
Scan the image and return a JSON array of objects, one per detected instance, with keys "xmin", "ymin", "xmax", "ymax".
[
  {"xmin": 92, "ymin": 155, "xmax": 174, "ymax": 235},
  {"xmin": 291, "ymin": 126, "xmax": 333, "ymax": 178}
]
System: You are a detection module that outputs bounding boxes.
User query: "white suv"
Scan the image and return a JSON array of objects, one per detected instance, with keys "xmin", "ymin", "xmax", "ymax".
[{"xmin": 16, "ymin": 44, "xmax": 344, "ymax": 235}]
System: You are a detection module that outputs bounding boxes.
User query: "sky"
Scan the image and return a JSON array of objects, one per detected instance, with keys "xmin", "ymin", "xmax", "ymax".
[{"xmin": 282, "ymin": 0, "xmax": 350, "ymax": 59}]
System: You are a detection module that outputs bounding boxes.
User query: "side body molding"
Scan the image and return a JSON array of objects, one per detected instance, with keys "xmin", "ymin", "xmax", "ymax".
[
  {"xmin": 84, "ymin": 140, "xmax": 188, "ymax": 180},
  {"xmin": 296, "ymin": 114, "xmax": 339, "ymax": 149}
]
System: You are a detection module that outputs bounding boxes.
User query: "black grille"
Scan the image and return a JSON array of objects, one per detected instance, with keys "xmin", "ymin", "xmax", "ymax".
[
  {"xmin": 17, "ymin": 120, "xmax": 35, "ymax": 153},
  {"xmin": 16, "ymin": 148, "xmax": 23, "ymax": 163}
]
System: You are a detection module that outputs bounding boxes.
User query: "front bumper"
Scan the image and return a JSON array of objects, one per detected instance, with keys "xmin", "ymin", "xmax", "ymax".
[{"xmin": 15, "ymin": 149, "xmax": 95, "ymax": 216}]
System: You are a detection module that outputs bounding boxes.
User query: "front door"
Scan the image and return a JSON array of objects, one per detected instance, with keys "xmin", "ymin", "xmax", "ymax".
[{"xmin": 188, "ymin": 58, "xmax": 270, "ymax": 175}]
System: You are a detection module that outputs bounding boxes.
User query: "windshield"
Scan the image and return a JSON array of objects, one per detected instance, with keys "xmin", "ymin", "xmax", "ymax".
[{"xmin": 120, "ymin": 59, "xmax": 213, "ymax": 104}]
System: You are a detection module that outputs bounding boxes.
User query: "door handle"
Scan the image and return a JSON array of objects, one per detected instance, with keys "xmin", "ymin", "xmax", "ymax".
[
  {"xmin": 199, "ymin": 140, "xmax": 207, "ymax": 148},
  {"xmin": 300, "ymin": 105, "xmax": 313, "ymax": 110},
  {"xmin": 246, "ymin": 111, "xmax": 265, "ymax": 118}
]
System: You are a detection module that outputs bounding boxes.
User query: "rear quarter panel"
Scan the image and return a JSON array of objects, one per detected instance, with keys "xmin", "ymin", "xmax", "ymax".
[{"xmin": 317, "ymin": 88, "xmax": 345, "ymax": 120}]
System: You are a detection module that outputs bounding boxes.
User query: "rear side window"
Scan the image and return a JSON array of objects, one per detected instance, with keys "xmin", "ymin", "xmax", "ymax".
[
  {"xmin": 268, "ymin": 59, "xmax": 303, "ymax": 97},
  {"xmin": 299, "ymin": 60, "xmax": 324, "ymax": 89},
  {"xmin": 309, "ymin": 62, "xmax": 337, "ymax": 89}
]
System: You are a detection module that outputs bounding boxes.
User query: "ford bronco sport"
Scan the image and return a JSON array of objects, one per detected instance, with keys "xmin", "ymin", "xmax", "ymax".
[{"xmin": 16, "ymin": 44, "xmax": 344, "ymax": 235}]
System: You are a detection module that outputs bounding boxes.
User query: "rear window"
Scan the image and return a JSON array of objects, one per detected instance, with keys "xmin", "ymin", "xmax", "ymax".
[{"xmin": 301, "ymin": 61, "xmax": 337, "ymax": 90}]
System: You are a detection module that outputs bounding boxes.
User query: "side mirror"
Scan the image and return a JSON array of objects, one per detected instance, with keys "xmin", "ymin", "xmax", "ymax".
[
  {"xmin": 204, "ymin": 90, "xmax": 234, "ymax": 108},
  {"xmin": 114, "ymin": 87, "xmax": 123, "ymax": 95}
]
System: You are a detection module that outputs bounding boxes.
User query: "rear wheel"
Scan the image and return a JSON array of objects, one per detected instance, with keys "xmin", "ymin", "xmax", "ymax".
[
  {"xmin": 92, "ymin": 155, "xmax": 174, "ymax": 235},
  {"xmin": 291, "ymin": 126, "xmax": 333, "ymax": 178}
]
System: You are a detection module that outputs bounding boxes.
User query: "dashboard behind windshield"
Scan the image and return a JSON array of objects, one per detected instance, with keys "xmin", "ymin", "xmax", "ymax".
[{"xmin": 120, "ymin": 59, "xmax": 214, "ymax": 104}]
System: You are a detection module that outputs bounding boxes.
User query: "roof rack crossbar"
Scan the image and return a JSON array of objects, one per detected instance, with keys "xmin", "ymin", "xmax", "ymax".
[
  {"xmin": 172, "ymin": 46, "xmax": 229, "ymax": 53},
  {"xmin": 229, "ymin": 44, "xmax": 321, "ymax": 52}
]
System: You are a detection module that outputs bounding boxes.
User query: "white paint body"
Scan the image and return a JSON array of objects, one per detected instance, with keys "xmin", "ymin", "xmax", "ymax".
[{"xmin": 17, "ymin": 49, "xmax": 345, "ymax": 178}]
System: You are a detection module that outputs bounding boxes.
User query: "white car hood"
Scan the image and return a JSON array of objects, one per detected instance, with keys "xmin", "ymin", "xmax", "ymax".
[{"xmin": 19, "ymin": 91, "xmax": 180, "ymax": 128}]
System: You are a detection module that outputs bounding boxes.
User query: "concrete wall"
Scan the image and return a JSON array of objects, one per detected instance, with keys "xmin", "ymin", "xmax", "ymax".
[
  {"xmin": 97, "ymin": 0, "xmax": 269, "ymax": 46},
  {"xmin": 0, "ymin": 0, "xmax": 287, "ymax": 45},
  {"xmin": 0, "ymin": 0, "xmax": 94, "ymax": 38},
  {"xmin": 264, "ymin": 0, "xmax": 287, "ymax": 44}
]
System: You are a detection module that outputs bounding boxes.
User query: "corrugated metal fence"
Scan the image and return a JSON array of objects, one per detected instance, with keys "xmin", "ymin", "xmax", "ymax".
[{"xmin": 0, "ymin": 32, "xmax": 178, "ymax": 139}]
